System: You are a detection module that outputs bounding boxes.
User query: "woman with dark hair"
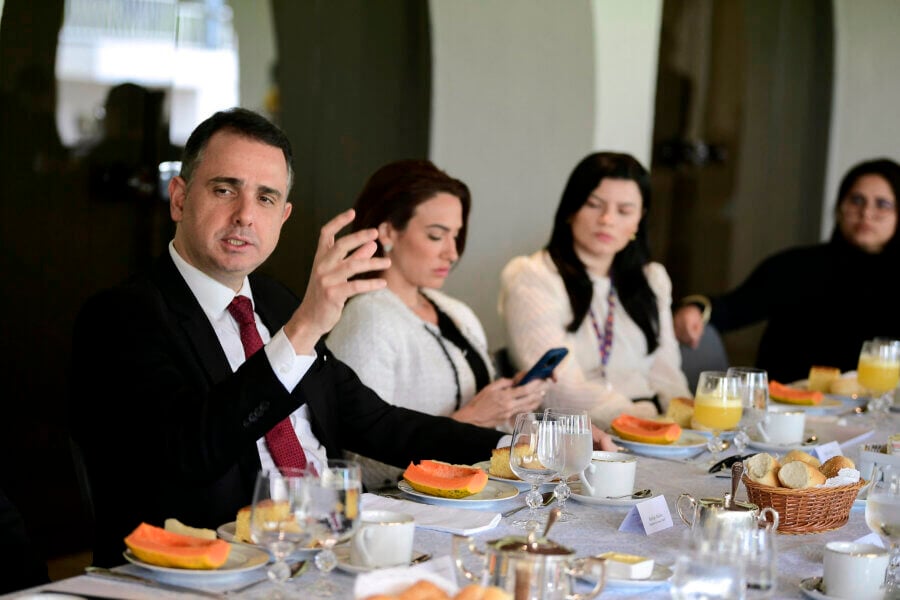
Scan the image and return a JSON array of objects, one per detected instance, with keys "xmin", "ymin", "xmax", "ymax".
[
  {"xmin": 674, "ymin": 157, "xmax": 900, "ymax": 382},
  {"xmin": 499, "ymin": 152, "xmax": 690, "ymax": 427},
  {"xmin": 327, "ymin": 159, "xmax": 547, "ymax": 489}
]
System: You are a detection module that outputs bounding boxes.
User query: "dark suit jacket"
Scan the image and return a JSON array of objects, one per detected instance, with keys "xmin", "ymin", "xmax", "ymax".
[{"xmin": 69, "ymin": 253, "xmax": 503, "ymax": 566}]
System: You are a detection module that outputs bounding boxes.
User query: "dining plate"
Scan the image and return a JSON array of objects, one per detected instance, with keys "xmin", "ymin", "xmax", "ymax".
[
  {"xmin": 472, "ymin": 460, "xmax": 557, "ymax": 491},
  {"xmin": 397, "ymin": 479, "xmax": 519, "ymax": 508},
  {"xmin": 216, "ymin": 521, "xmax": 318, "ymax": 556},
  {"xmin": 332, "ymin": 544, "xmax": 431, "ymax": 574},
  {"xmin": 746, "ymin": 418, "xmax": 874, "ymax": 453},
  {"xmin": 683, "ymin": 428, "xmax": 736, "ymax": 441},
  {"xmin": 799, "ymin": 576, "xmax": 841, "ymax": 600},
  {"xmin": 569, "ymin": 482, "xmax": 656, "ymax": 507},
  {"xmin": 122, "ymin": 543, "xmax": 269, "ymax": 577},
  {"xmin": 769, "ymin": 395, "xmax": 847, "ymax": 415},
  {"xmin": 610, "ymin": 431, "xmax": 708, "ymax": 459},
  {"xmin": 580, "ymin": 561, "xmax": 673, "ymax": 589}
]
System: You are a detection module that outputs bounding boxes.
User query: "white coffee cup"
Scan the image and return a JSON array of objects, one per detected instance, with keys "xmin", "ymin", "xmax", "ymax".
[
  {"xmin": 823, "ymin": 541, "xmax": 889, "ymax": 600},
  {"xmin": 579, "ymin": 451, "xmax": 636, "ymax": 498},
  {"xmin": 349, "ymin": 510, "xmax": 415, "ymax": 569},
  {"xmin": 757, "ymin": 410, "xmax": 806, "ymax": 445}
]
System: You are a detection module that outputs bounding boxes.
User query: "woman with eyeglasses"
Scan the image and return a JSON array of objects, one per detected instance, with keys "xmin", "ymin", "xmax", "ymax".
[{"xmin": 674, "ymin": 157, "xmax": 900, "ymax": 382}]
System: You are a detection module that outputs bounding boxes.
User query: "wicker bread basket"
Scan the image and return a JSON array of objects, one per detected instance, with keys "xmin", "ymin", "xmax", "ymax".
[{"xmin": 741, "ymin": 475, "xmax": 865, "ymax": 534}]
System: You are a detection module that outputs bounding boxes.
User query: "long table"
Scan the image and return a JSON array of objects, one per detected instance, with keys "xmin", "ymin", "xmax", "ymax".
[{"xmin": 4, "ymin": 409, "xmax": 896, "ymax": 600}]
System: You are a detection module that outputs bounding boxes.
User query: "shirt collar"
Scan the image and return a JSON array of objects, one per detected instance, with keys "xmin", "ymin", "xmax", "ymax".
[{"xmin": 168, "ymin": 241, "xmax": 254, "ymax": 321}]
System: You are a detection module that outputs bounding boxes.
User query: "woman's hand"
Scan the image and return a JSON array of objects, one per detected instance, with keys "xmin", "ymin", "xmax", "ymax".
[
  {"xmin": 452, "ymin": 377, "xmax": 546, "ymax": 429},
  {"xmin": 673, "ymin": 304, "xmax": 705, "ymax": 348},
  {"xmin": 591, "ymin": 424, "xmax": 621, "ymax": 451}
]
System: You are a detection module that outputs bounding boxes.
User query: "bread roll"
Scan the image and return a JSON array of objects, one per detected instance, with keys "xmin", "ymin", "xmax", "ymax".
[
  {"xmin": 778, "ymin": 460, "xmax": 826, "ymax": 489},
  {"xmin": 665, "ymin": 397, "xmax": 695, "ymax": 428},
  {"xmin": 781, "ymin": 449, "xmax": 821, "ymax": 468},
  {"xmin": 819, "ymin": 455, "xmax": 856, "ymax": 479},
  {"xmin": 490, "ymin": 443, "xmax": 544, "ymax": 480},
  {"xmin": 807, "ymin": 366, "xmax": 840, "ymax": 392},
  {"xmin": 744, "ymin": 453, "xmax": 780, "ymax": 487},
  {"xmin": 829, "ymin": 376, "xmax": 866, "ymax": 397},
  {"xmin": 454, "ymin": 585, "xmax": 512, "ymax": 600}
]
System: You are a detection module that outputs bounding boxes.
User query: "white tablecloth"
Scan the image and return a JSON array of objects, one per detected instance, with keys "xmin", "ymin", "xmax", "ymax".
[{"xmin": 4, "ymin": 410, "xmax": 897, "ymax": 600}]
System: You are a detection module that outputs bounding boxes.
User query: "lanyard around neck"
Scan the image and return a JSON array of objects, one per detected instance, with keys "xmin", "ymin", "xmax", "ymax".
[{"xmin": 588, "ymin": 283, "xmax": 617, "ymax": 379}]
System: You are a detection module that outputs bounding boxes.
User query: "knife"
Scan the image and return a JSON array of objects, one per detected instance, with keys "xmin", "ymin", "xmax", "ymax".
[{"xmin": 85, "ymin": 566, "xmax": 225, "ymax": 598}]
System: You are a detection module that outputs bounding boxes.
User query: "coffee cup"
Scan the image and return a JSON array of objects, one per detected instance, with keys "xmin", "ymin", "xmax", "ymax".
[
  {"xmin": 823, "ymin": 541, "xmax": 889, "ymax": 600},
  {"xmin": 349, "ymin": 510, "xmax": 415, "ymax": 569},
  {"xmin": 578, "ymin": 451, "xmax": 636, "ymax": 498},
  {"xmin": 757, "ymin": 410, "xmax": 805, "ymax": 445}
]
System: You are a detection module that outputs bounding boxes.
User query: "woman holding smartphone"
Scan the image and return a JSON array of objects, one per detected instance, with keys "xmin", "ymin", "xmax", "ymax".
[
  {"xmin": 326, "ymin": 160, "xmax": 548, "ymax": 489},
  {"xmin": 499, "ymin": 152, "xmax": 690, "ymax": 428}
]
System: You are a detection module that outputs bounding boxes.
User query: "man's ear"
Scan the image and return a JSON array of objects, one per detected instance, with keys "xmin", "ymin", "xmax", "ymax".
[
  {"xmin": 281, "ymin": 201, "xmax": 293, "ymax": 224},
  {"xmin": 169, "ymin": 176, "xmax": 187, "ymax": 222}
]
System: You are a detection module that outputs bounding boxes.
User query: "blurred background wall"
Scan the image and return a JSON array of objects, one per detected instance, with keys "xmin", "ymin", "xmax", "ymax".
[{"xmin": 1, "ymin": 0, "xmax": 898, "ymax": 578}]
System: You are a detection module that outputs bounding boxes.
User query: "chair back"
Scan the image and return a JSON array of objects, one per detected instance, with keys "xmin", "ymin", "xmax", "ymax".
[{"xmin": 680, "ymin": 323, "xmax": 730, "ymax": 394}]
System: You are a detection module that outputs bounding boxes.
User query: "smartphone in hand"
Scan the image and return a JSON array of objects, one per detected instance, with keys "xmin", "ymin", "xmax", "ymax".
[{"xmin": 515, "ymin": 347, "xmax": 569, "ymax": 386}]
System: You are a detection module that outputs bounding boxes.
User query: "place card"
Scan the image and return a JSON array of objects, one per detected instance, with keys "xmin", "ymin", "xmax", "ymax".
[
  {"xmin": 814, "ymin": 441, "xmax": 842, "ymax": 463},
  {"xmin": 619, "ymin": 495, "xmax": 673, "ymax": 535}
]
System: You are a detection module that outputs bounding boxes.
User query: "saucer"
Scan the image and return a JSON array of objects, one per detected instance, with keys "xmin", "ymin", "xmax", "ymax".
[
  {"xmin": 333, "ymin": 544, "xmax": 431, "ymax": 574},
  {"xmin": 799, "ymin": 576, "xmax": 844, "ymax": 600},
  {"xmin": 568, "ymin": 482, "xmax": 655, "ymax": 507}
]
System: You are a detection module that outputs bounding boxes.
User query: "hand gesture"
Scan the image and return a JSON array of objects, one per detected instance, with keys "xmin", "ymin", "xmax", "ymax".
[
  {"xmin": 285, "ymin": 209, "xmax": 390, "ymax": 354},
  {"xmin": 452, "ymin": 377, "xmax": 546, "ymax": 429},
  {"xmin": 673, "ymin": 304, "xmax": 705, "ymax": 348}
]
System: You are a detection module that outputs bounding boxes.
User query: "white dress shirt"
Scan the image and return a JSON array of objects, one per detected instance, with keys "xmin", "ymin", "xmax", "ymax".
[{"xmin": 168, "ymin": 242, "xmax": 327, "ymax": 473}]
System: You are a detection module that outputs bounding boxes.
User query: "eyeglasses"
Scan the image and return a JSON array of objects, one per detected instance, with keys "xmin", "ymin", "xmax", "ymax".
[{"xmin": 842, "ymin": 194, "xmax": 897, "ymax": 219}]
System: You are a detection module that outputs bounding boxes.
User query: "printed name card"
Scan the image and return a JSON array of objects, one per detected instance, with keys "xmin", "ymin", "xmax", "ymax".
[
  {"xmin": 814, "ymin": 441, "xmax": 843, "ymax": 463},
  {"xmin": 619, "ymin": 495, "xmax": 673, "ymax": 535}
]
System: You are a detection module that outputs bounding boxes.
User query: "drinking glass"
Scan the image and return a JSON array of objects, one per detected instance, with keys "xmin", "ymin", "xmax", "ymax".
[
  {"xmin": 671, "ymin": 520, "xmax": 747, "ymax": 600},
  {"xmin": 304, "ymin": 459, "xmax": 362, "ymax": 597},
  {"xmin": 740, "ymin": 523, "xmax": 778, "ymax": 599},
  {"xmin": 865, "ymin": 463, "xmax": 900, "ymax": 594},
  {"xmin": 727, "ymin": 367, "xmax": 769, "ymax": 453},
  {"xmin": 858, "ymin": 339, "xmax": 900, "ymax": 414},
  {"xmin": 541, "ymin": 408, "xmax": 592, "ymax": 522},
  {"xmin": 249, "ymin": 467, "xmax": 312, "ymax": 598},
  {"xmin": 692, "ymin": 371, "xmax": 741, "ymax": 465},
  {"xmin": 508, "ymin": 412, "xmax": 562, "ymax": 530}
]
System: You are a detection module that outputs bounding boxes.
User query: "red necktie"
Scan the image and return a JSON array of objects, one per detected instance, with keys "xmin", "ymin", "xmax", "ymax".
[{"xmin": 227, "ymin": 295, "xmax": 310, "ymax": 472}]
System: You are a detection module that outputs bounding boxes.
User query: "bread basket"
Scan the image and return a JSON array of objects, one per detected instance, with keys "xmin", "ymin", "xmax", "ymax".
[{"xmin": 741, "ymin": 475, "xmax": 865, "ymax": 534}]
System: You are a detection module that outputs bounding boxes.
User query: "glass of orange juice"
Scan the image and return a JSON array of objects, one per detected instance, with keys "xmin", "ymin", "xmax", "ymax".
[
  {"xmin": 692, "ymin": 370, "xmax": 742, "ymax": 463},
  {"xmin": 858, "ymin": 339, "xmax": 900, "ymax": 413}
]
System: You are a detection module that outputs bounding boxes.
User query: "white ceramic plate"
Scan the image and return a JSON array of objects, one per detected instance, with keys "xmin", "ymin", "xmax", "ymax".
[
  {"xmin": 332, "ymin": 544, "xmax": 431, "ymax": 574},
  {"xmin": 609, "ymin": 432, "xmax": 708, "ymax": 459},
  {"xmin": 397, "ymin": 479, "xmax": 519, "ymax": 508},
  {"xmin": 580, "ymin": 561, "xmax": 673, "ymax": 589},
  {"xmin": 683, "ymin": 428, "xmax": 736, "ymax": 440},
  {"xmin": 472, "ymin": 460, "xmax": 557, "ymax": 491},
  {"xmin": 216, "ymin": 521, "xmax": 318, "ymax": 556},
  {"xmin": 568, "ymin": 482, "xmax": 656, "ymax": 507},
  {"xmin": 769, "ymin": 395, "xmax": 846, "ymax": 415},
  {"xmin": 122, "ymin": 543, "xmax": 268, "ymax": 577},
  {"xmin": 799, "ymin": 576, "xmax": 842, "ymax": 600}
]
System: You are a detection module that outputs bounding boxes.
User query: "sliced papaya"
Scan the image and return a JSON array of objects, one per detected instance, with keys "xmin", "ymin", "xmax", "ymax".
[
  {"xmin": 769, "ymin": 381, "xmax": 823, "ymax": 405},
  {"xmin": 402, "ymin": 459, "xmax": 488, "ymax": 499},
  {"xmin": 611, "ymin": 414, "xmax": 682, "ymax": 445},
  {"xmin": 125, "ymin": 522, "xmax": 231, "ymax": 569}
]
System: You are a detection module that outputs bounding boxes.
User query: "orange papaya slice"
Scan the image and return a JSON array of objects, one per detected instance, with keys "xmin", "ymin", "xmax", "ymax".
[
  {"xmin": 611, "ymin": 414, "xmax": 682, "ymax": 445},
  {"xmin": 125, "ymin": 522, "xmax": 231, "ymax": 569},
  {"xmin": 402, "ymin": 460, "xmax": 488, "ymax": 499},
  {"xmin": 769, "ymin": 381, "xmax": 823, "ymax": 405}
]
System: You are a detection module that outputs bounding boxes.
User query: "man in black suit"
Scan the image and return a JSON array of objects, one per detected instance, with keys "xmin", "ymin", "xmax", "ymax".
[{"xmin": 69, "ymin": 108, "xmax": 504, "ymax": 567}]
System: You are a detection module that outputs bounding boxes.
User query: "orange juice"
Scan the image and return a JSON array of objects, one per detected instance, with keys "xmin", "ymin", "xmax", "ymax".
[
  {"xmin": 857, "ymin": 355, "xmax": 900, "ymax": 395},
  {"xmin": 693, "ymin": 393, "xmax": 743, "ymax": 430}
]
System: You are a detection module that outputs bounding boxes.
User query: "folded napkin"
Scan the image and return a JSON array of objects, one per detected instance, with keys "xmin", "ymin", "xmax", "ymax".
[
  {"xmin": 821, "ymin": 467, "xmax": 861, "ymax": 488},
  {"xmin": 353, "ymin": 555, "xmax": 459, "ymax": 599},
  {"xmin": 361, "ymin": 493, "xmax": 501, "ymax": 535}
]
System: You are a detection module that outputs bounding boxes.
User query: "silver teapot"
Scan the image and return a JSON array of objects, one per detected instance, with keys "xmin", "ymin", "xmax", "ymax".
[
  {"xmin": 676, "ymin": 492, "xmax": 779, "ymax": 535},
  {"xmin": 452, "ymin": 534, "xmax": 606, "ymax": 600}
]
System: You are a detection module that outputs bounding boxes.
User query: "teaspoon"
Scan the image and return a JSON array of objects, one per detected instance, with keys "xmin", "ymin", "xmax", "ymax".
[{"xmin": 605, "ymin": 488, "xmax": 651, "ymax": 500}]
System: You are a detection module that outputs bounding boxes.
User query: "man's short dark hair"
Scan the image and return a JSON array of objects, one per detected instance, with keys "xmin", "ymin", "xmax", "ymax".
[{"xmin": 179, "ymin": 107, "xmax": 294, "ymax": 192}]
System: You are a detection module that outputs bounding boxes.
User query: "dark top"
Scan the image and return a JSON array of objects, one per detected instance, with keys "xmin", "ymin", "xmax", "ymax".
[
  {"xmin": 709, "ymin": 234, "xmax": 900, "ymax": 382},
  {"xmin": 68, "ymin": 253, "xmax": 504, "ymax": 566}
]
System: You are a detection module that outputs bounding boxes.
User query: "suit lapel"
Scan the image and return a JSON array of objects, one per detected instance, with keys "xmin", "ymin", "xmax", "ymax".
[{"xmin": 152, "ymin": 254, "xmax": 232, "ymax": 384}]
